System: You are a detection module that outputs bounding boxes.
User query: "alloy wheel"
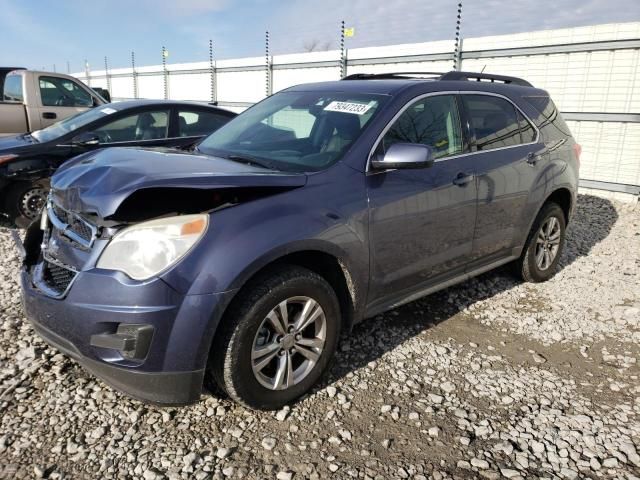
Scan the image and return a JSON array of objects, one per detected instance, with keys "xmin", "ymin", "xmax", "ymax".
[
  {"xmin": 251, "ymin": 296, "xmax": 327, "ymax": 390},
  {"xmin": 535, "ymin": 216, "xmax": 561, "ymax": 270}
]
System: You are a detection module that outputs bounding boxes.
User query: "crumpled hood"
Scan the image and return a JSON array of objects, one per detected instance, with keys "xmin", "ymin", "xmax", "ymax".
[{"xmin": 50, "ymin": 147, "xmax": 307, "ymax": 219}]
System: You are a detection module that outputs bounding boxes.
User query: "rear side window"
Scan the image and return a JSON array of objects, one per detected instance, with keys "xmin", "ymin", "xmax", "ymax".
[
  {"xmin": 3, "ymin": 75, "xmax": 23, "ymax": 102},
  {"xmin": 178, "ymin": 110, "xmax": 229, "ymax": 137},
  {"xmin": 39, "ymin": 76, "xmax": 93, "ymax": 107},
  {"xmin": 383, "ymin": 94, "xmax": 463, "ymax": 160},
  {"xmin": 524, "ymin": 96, "xmax": 571, "ymax": 136},
  {"xmin": 462, "ymin": 95, "xmax": 525, "ymax": 151}
]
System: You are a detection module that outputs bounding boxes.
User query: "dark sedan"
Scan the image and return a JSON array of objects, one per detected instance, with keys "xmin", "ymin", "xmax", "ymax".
[{"xmin": 0, "ymin": 100, "xmax": 236, "ymax": 227}]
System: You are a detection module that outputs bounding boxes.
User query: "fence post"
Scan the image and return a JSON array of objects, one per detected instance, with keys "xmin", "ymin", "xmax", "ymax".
[
  {"xmin": 131, "ymin": 51, "xmax": 138, "ymax": 99},
  {"xmin": 265, "ymin": 31, "xmax": 273, "ymax": 97},
  {"xmin": 209, "ymin": 40, "xmax": 217, "ymax": 103},
  {"xmin": 339, "ymin": 20, "xmax": 346, "ymax": 78},
  {"xmin": 84, "ymin": 60, "xmax": 91, "ymax": 87},
  {"xmin": 453, "ymin": 2, "xmax": 463, "ymax": 71},
  {"xmin": 104, "ymin": 56, "xmax": 112, "ymax": 94},
  {"xmin": 162, "ymin": 46, "xmax": 169, "ymax": 99}
]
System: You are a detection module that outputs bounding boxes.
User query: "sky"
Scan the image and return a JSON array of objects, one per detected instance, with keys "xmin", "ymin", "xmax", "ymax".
[{"xmin": 0, "ymin": 0, "xmax": 639, "ymax": 72}]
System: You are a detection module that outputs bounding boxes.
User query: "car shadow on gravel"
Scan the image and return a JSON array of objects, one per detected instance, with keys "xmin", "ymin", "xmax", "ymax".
[{"xmin": 321, "ymin": 193, "xmax": 619, "ymax": 388}]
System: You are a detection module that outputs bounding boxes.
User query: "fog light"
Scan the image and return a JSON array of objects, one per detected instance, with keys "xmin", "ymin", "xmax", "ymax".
[{"xmin": 90, "ymin": 324, "xmax": 154, "ymax": 360}]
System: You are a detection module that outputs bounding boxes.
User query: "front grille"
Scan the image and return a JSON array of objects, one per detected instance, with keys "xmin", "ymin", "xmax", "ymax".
[
  {"xmin": 41, "ymin": 261, "xmax": 77, "ymax": 296},
  {"xmin": 51, "ymin": 203, "xmax": 69, "ymax": 224},
  {"xmin": 48, "ymin": 201, "xmax": 96, "ymax": 246}
]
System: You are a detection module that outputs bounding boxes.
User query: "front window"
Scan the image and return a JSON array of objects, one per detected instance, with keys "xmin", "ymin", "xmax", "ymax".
[
  {"xmin": 198, "ymin": 91, "xmax": 387, "ymax": 172},
  {"xmin": 39, "ymin": 76, "xmax": 93, "ymax": 107},
  {"xmin": 382, "ymin": 94, "xmax": 463, "ymax": 160},
  {"xmin": 31, "ymin": 104, "xmax": 122, "ymax": 143},
  {"xmin": 95, "ymin": 111, "xmax": 169, "ymax": 143}
]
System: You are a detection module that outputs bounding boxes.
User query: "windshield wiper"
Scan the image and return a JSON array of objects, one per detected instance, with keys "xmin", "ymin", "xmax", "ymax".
[{"xmin": 225, "ymin": 154, "xmax": 275, "ymax": 170}]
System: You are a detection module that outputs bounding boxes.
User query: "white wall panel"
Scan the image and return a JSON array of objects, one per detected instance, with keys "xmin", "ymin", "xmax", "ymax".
[{"xmin": 72, "ymin": 22, "xmax": 640, "ymax": 188}]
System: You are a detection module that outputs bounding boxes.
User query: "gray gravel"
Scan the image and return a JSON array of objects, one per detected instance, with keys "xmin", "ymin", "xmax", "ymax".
[{"xmin": 0, "ymin": 194, "xmax": 639, "ymax": 480}]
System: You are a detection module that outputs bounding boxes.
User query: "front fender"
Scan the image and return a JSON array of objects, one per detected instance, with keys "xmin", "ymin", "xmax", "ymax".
[{"xmin": 160, "ymin": 164, "xmax": 369, "ymax": 299}]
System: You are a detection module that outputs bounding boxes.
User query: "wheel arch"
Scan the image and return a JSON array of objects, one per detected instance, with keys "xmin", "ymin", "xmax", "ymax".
[{"xmin": 222, "ymin": 246, "xmax": 360, "ymax": 336}]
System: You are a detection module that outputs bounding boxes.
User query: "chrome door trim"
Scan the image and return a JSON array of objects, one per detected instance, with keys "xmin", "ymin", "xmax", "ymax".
[{"xmin": 366, "ymin": 90, "xmax": 541, "ymax": 173}]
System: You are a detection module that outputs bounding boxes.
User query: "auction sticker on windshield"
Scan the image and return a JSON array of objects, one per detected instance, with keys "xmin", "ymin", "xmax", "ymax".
[
  {"xmin": 101, "ymin": 107, "xmax": 118, "ymax": 115},
  {"xmin": 324, "ymin": 101, "xmax": 374, "ymax": 115}
]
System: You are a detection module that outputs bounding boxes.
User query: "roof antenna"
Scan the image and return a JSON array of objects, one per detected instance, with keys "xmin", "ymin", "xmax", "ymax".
[{"xmin": 480, "ymin": 65, "xmax": 487, "ymax": 73}]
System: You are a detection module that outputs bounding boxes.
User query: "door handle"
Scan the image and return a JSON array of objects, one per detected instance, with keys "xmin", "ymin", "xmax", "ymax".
[
  {"xmin": 453, "ymin": 172, "xmax": 475, "ymax": 186},
  {"xmin": 42, "ymin": 112, "xmax": 57, "ymax": 120}
]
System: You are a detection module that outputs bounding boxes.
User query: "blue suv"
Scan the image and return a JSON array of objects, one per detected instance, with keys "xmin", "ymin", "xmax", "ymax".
[{"xmin": 17, "ymin": 71, "xmax": 580, "ymax": 409}]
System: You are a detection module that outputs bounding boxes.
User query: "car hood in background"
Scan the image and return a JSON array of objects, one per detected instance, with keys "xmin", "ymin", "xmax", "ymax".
[
  {"xmin": 0, "ymin": 134, "xmax": 36, "ymax": 151},
  {"xmin": 50, "ymin": 147, "xmax": 307, "ymax": 219}
]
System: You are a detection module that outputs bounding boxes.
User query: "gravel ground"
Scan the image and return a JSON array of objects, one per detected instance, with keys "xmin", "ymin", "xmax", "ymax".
[{"xmin": 0, "ymin": 194, "xmax": 638, "ymax": 480}]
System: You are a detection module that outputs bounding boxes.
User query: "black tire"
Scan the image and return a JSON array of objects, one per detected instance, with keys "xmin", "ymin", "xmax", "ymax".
[
  {"xmin": 208, "ymin": 265, "xmax": 341, "ymax": 410},
  {"xmin": 3, "ymin": 181, "xmax": 48, "ymax": 228},
  {"xmin": 514, "ymin": 202, "xmax": 566, "ymax": 283}
]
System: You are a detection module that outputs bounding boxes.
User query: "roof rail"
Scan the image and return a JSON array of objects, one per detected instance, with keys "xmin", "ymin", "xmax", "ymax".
[
  {"xmin": 341, "ymin": 70, "xmax": 533, "ymax": 87},
  {"xmin": 439, "ymin": 71, "xmax": 533, "ymax": 87},
  {"xmin": 342, "ymin": 72, "xmax": 444, "ymax": 80}
]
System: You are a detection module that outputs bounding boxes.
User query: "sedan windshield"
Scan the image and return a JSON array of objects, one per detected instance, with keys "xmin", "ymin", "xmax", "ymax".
[
  {"xmin": 198, "ymin": 91, "xmax": 387, "ymax": 172},
  {"xmin": 31, "ymin": 105, "xmax": 121, "ymax": 143}
]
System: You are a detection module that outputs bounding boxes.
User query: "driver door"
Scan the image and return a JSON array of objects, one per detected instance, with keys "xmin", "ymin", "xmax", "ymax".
[
  {"xmin": 366, "ymin": 93, "xmax": 478, "ymax": 308},
  {"xmin": 36, "ymin": 75, "xmax": 96, "ymax": 129}
]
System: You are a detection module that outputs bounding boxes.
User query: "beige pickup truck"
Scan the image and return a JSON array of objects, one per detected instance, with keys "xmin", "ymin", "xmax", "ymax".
[{"xmin": 0, "ymin": 70, "xmax": 107, "ymax": 137}]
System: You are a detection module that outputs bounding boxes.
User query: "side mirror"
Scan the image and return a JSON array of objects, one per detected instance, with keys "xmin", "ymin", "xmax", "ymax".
[
  {"xmin": 370, "ymin": 143, "xmax": 434, "ymax": 170},
  {"xmin": 72, "ymin": 132, "xmax": 100, "ymax": 147}
]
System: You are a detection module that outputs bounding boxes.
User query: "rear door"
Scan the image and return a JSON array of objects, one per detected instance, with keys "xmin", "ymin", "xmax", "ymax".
[
  {"xmin": 460, "ymin": 93, "xmax": 543, "ymax": 266},
  {"xmin": 366, "ymin": 93, "xmax": 478, "ymax": 308},
  {"xmin": 35, "ymin": 75, "xmax": 96, "ymax": 129}
]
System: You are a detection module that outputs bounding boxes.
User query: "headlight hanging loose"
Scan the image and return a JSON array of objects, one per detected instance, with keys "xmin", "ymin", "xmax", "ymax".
[{"xmin": 97, "ymin": 214, "xmax": 209, "ymax": 280}]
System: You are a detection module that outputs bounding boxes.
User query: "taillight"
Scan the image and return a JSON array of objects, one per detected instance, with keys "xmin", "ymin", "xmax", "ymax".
[{"xmin": 573, "ymin": 143, "xmax": 582, "ymax": 169}]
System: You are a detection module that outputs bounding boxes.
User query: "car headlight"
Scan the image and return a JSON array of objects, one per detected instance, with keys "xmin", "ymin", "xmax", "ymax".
[{"xmin": 97, "ymin": 214, "xmax": 209, "ymax": 280}]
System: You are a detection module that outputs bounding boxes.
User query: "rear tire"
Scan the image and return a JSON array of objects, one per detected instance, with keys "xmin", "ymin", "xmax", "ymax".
[
  {"xmin": 208, "ymin": 265, "xmax": 341, "ymax": 410},
  {"xmin": 514, "ymin": 202, "xmax": 566, "ymax": 283}
]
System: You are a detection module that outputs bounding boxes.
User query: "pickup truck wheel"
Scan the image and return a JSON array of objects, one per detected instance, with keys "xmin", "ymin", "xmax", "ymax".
[
  {"xmin": 514, "ymin": 202, "xmax": 566, "ymax": 283},
  {"xmin": 3, "ymin": 182, "xmax": 47, "ymax": 228},
  {"xmin": 209, "ymin": 265, "xmax": 341, "ymax": 410}
]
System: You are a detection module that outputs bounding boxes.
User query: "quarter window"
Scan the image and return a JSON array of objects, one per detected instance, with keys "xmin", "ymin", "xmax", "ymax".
[
  {"xmin": 383, "ymin": 95, "xmax": 463, "ymax": 160},
  {"xmin": 178, "ymin": 110, "xmax": 229, "ymax": 137},
  {"xmin": 39, "ymin": 76, "xmax": 93, "ymax": 107},
  {"xmin": 517, "ymin": 111, "xmax": 536, "ymax": 143},
  {"xmin": 462, "ymin": 95, "xmax": 529, "ymax": 151},
  {"xmin": 94, "ymin": 111, "xmax": 169, "ymax": 143}
]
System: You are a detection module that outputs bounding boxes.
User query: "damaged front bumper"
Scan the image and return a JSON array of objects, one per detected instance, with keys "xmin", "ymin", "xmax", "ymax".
[{"xmin": 18, "ymin": 218, "xmax": 235, "ymax": 405}]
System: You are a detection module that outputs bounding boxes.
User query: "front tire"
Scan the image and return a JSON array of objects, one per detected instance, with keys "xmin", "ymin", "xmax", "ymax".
[
  {"xmin": 3, "ymin": 181, "xmax": 48, "ymax": 228},
  {"xmin": 514, "ymin": 202, "xmax": 566, "ymax": 283},
  {"xmin": 209, "ymin": 265, "xmax": 341, "ymax": 410}
]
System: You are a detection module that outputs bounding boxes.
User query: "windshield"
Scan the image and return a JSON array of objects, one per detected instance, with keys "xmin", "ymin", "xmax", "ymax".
[
  {"xmin": 31, "ymin": 105, "xmax": 120, "ymax": 143},
  {"xmin": 198, "ymin": 91, "xmax": 387, "ymax": 172}
]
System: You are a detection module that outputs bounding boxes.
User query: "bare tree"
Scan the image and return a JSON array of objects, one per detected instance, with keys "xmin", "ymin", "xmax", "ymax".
[{"xmin": 303, "ymin": 39, "xmax": 332, "ymax": 52}]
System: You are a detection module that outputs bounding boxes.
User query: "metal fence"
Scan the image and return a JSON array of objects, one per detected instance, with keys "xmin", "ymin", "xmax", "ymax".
[{"xmin": 75, "ymin": 22, "xmax": 640, "ymax": 195}]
